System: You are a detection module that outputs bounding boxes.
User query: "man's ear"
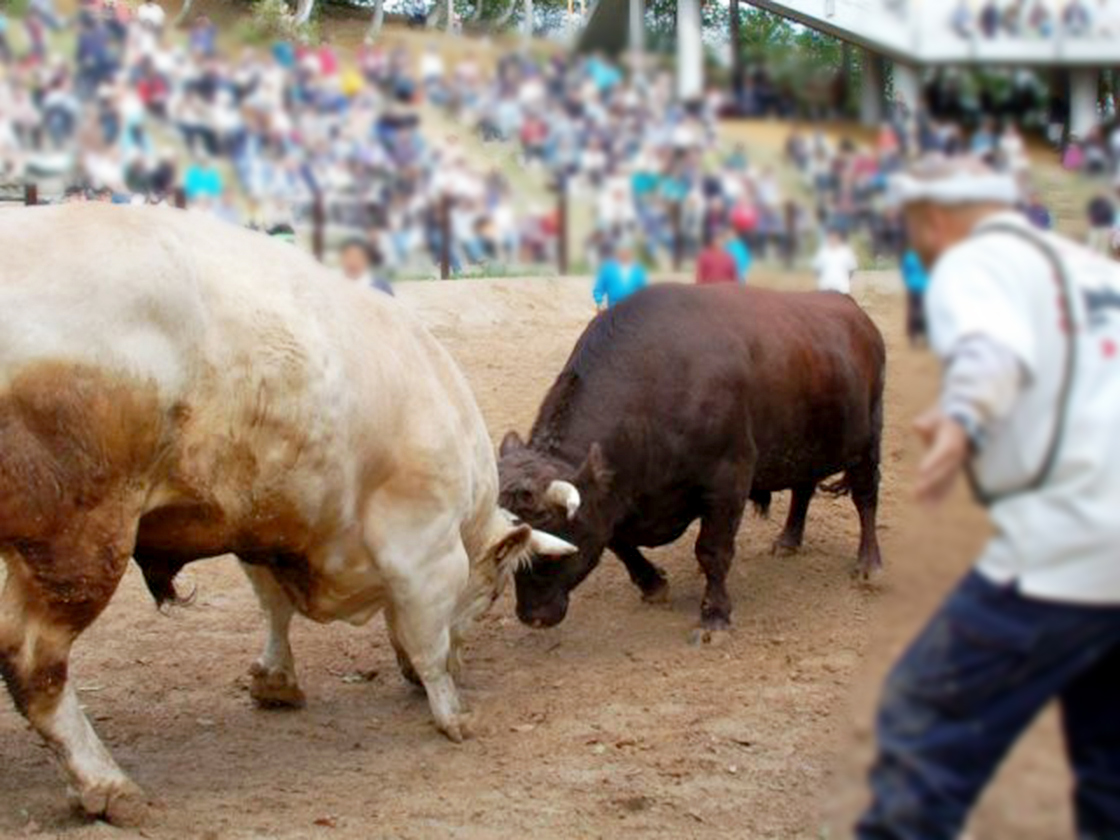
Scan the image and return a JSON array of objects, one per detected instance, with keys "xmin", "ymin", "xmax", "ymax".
[
  {"xmin": 500, "ymin": 431, "xmax": 525, "ymax": 458},
  {"xmin": 576, "ymin": 442, "xmax": 613, "ymax": 489}
]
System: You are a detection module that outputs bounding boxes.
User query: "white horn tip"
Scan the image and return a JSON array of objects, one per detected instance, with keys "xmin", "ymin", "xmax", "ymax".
[{"xmin": 530, "ymin": 531, "xmax": 578, "ymax": 557}]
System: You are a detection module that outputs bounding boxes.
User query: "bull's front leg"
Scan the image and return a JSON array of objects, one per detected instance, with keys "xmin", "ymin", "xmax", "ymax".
[
  {"xmin": 0, "ymin": 506, "xmax": 148, "ymax": 825},
  {"xmin": 240, "ymin": 562, "xmax": 306, "ymax": 709},
  {"xmin": 691, "ymin": 496, "xmax": 748, "ymax": 646},
  {"xmin": 381, "ymin": 540, "xmax": 474, "ymax": 743},
  {"xmin": 609, "ymin": 540, "xmax": 670, "ymax": 604}
]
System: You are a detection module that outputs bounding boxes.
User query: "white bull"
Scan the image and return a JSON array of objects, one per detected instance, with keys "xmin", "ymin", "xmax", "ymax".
[{"xmin": 0, "ymin": 204, "xmax": 576, "ymax": 823}]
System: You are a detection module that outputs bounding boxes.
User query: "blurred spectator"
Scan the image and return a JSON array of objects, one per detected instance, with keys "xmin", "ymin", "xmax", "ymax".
[
  {"xmin": 1087, "ymin": 192, "xmax": 1115, "ymax": 254},
  {"xmin": 813, "ymin": 229, "xmax": 858, "ymax": 294},
  {"xmin": 997, "ymin": 123, "xmax": 1029, "ymax": 179},
  {"xmin": 900, "ymin": 247, "xmax": 929, "ymax": 346},
  {"xmin": 0, "ymin": 10, "xmax": 10, "ymax": 65},
  {"xmin": 1022, "ymin": 191, "xmax": 1053, "ymax": 229},
  {"xmin": 1063, "ymin": 0, "xmax": 1094, "ymax": 34},
  {"xmin": 980, "ymin": 0, "xmax": 1002, "ymax": 37},
  {"xmin": 183, "ymin": 153, "xmax": 223, "ymax": 202},
  {"xmin": 592, "ymin": 242, "xmax": 646, "ymax": 309},
  {"xmin": 695, "ymin": 228, "xmax": 738, "ymax": 285},
  {"xmin": 340, "ymin": 236, "xmax": 393, "ymax": 296},
  {"xmin": 951, "ymin": 0, "xmax": 974, "ymax": 36},
  {"xmin": 726, "ymin": 230, "xmax": 753, "ymax": 285},
  {"xmin": 267, "ymin": 222, "xmax": 297, "ymax": 244},
  {"xmin": 1028, "ymin": 0, "xmax": 1056, "ymax": 35}
]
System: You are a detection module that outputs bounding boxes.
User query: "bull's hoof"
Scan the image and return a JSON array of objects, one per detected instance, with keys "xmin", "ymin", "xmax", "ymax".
[
  {"xmin": 852, "ymin": 552, "xmax": 885, "ymax": 583},
  {"xmin": 689, "ymin": 620, "xmax": 731, "ymax": 647},
  {"xmin": 436, "ymin": 711, "xmax": 476, "ymax": 744},
  {"xmin": 73, "ymin": 780, "xmax": 148, "ymax": 827},
  {"xmin": 771, "ymin": 534, "xmax": 802, "ymax": 556},
  {"xmin": 640, "ymin": 577, "xmax": 671, "ymax": 605},
  {"xmin": 249, "ymin": 662, "xmax": 306, "ymax": 709}
]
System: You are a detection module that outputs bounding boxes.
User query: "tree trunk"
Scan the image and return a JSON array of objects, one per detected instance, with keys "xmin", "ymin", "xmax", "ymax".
[
  {"xmin": 470, "ymin": 0, "xmax": 484, "ymax": 23},
  {"xmin": 426, "ymin": 2, "xmax": 443, "ymax": 28},
  {"xmin": 367, "ymin": 0, "xmax": 385, "ymax": 40},
  {"xmin": 729, "ymin": 0, "xmax": 743, "ymax": 100},
  {"xmin": 446, "ymin": 0, "xmax": 454, "ymax": 31},
  {"xmin": 293, "ymin": 0, "xmax": 316, "ymax": 26},
  {"xmin": 172, "ymin": 0, "xmax": 193, "ymax": 27},
  {"xmin": 491, "ymin": 0, "xmax": 516, "ymax": 29},
  {"xmin": 522, "ymin": 0, "xmax": 533, "ymax": 39}
]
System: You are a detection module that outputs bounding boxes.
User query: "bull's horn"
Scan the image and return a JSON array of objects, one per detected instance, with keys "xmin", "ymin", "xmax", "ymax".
[
  {"xmin": 530, "ymin": 530, "xmax": 578, "ymax": 557},
  {"xmin": 545, "ymin": 480, "xmax": 581, "ymax": 520}
]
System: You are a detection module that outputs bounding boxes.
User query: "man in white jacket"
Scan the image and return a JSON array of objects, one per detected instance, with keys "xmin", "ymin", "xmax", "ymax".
[{"xmin": 857, "ymin": 155, "xmax": 1120, "ymax": 839}]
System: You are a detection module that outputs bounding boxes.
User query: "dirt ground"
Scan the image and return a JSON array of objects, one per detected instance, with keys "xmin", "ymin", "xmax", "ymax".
[{"xmin": 0, "ymin": 272, "xmax": 1073, "ymax": 839}]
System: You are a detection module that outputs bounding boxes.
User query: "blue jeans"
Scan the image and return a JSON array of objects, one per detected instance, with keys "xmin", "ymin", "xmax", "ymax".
[{"xmin": 857, "ymin": 571, "xmax": 1120, "ymax": 840}]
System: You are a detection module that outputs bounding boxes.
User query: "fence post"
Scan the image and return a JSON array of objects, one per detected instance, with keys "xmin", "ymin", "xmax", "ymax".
[
  {"xmin": 556, "ymin": 175, "xmax": 568, "ymax": 276},
  {"xmin": 671, "ymin": 200, "xmax": 683, "ymax": 272},
  {"xmin": 173, "ymin": 187, "xmax": 186, "ymax": 209},
  {"xmin": 784, "ymin": 200, "xmax": 798, "ymax": 270},
  {"xmin": 24, "ymin": 183, "xmax": 37, "ymax": 206},
  {"xmin": 312, "ymin": 192, "xmax": 325, "ymax": 263},
  {"xmin": 440, "ymin": 193, "xmax": 451, "ymax": 280}
]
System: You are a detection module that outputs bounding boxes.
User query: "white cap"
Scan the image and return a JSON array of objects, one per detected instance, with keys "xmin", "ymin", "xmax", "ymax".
[{"xmin": 889, "ymin": 155, "xmax": 1020, "ymax": 207}]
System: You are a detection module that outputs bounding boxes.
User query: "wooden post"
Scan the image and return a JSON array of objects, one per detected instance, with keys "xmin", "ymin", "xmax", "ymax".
[
  {"xmin": 671, "ymin": 201, "xmax": 683, "ymax": 272},
  {"xmin": 312, "ymin": 192, "xmax": 325, "ymax": 262},
  {"xmin": 784, "ymin": 201, "xmax": 798, "ymax": 269},
  {"xmin": 556, "ymin": 175, "xmax": 568, "ymax": 276},
  {"xmin": 173, "ymin": 187, "xmax": 186, "ymax": 209},
  {"xmin": 440, "ymin": 193, "xmax": 451, "ymax": 280},
  {"xmin": 24, "ymin": 183, "xmax": 38, "ymax": 206}
]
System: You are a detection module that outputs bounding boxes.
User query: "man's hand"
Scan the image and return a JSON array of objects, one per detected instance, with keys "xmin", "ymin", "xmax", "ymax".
[{"xmin": 913, "ymin": 407, "xmax": 972, "ymax": 505}]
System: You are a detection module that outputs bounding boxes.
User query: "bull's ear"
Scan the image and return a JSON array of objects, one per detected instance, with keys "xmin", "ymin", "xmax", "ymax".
[
  {"xmin": 500, "ymin": 431, "xmax": 525, "ymax": 457},
  {"xmin": 493, "ymin": 523, "xmax": 533, "ymax": 571},
  {"xmin": 576, "ymin": 442, "xmax": 613, "ymax": 489}
]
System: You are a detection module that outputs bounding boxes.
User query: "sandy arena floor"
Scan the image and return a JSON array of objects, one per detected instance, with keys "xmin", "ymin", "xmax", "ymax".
[{"xmin": 0, "ymin": 272, "xmax": 1072, "ymax": 839}]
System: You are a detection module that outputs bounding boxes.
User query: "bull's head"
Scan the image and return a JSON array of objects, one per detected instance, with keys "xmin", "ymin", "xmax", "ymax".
[{"xmin": 497, "ymin": 431, "xmax": 613, "ymax": 629}]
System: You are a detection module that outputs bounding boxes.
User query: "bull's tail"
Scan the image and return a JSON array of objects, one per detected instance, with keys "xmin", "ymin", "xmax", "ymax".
[{"xmin": 750, "ymin": 490, "xmax": 772, "ymax": 518}]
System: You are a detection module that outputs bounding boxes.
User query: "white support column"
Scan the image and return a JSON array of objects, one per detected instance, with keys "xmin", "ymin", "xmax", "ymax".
[
  {"xmin": 1069, "ymin": 68, "xmax": 1100, "ymax": 140},
  {"xmin": 629, "ymin": 0, "xmax": 644, "ymax": 55},
  {"xmin": 676, "ymin": 0, "xmax": 703, "ymax": 101},
  {"xmin": 892, "ymin": 61, "xmax": 921, "ymax": 117},
  {"xmin": 859, "ymin": 48, "xmax": 884, "ymax": 126}
]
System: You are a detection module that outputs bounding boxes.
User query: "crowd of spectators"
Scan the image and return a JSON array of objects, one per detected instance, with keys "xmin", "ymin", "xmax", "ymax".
[
  {"xmin": 0, "ymin": 0, "xmax": 554, "ymax": 278},
  {"xmin": 950, "ymin": 0, "xmax": 1120, "ymax": 39},
  {"xmin": 1, "ymin": 0, "xmax": 1116, "ymax": 289}
]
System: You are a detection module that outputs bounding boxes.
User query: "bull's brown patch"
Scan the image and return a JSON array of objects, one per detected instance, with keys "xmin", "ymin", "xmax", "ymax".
[{"xmin": 0, "ymin": 361, "xmax": 165, "ymax": 543}]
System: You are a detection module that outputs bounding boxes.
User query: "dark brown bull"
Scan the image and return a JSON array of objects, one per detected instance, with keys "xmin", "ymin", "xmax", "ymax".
[{"xmin": 498, "ymin": 284, "xmax": 886, "ymax": 641}]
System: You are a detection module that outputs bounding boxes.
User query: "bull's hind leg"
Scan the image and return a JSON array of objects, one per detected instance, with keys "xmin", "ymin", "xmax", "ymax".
[
  {"xmin": 772, "ymin": 483, "xmax": 816, "ymax": 555},
  {"xmin": 240, "ymin": 563, "xmax": 306, "ymax": 709},
  {"xmin": 609, "ymin": 540, "xmax": 670, "ymax": 604},
  {"xmin": 0, "ymin": 506, "xmax": 145, "ymax": 824},
  {"xmin": 848, "ymin": 457, "xmax": 883, "ymax": 580}
]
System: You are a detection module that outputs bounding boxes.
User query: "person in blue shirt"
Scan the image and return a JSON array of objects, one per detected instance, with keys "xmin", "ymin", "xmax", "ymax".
[
  {"xmin": 724, "ymin": 230, "xmax": 753, "ymax": 285},
  {"xmin": 900, "ymin": 248, "xmax": 930, "ymax": 347},
  {"xmin": 183, "ymin": 155, "xmax": 223, "ymax": 201},
  {"xmin": 593, "ymin": 243, "xmax": 647, "ymax": 310}
]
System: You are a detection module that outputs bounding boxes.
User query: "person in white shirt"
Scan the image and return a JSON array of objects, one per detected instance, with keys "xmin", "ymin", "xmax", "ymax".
[
  {"xmin": 812, "ymin": 229, "xmax": 858, "ymax": 294},
  {"xmin": 857, "ymin": 155, "xmax": 1120, "ymax": 840}
]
